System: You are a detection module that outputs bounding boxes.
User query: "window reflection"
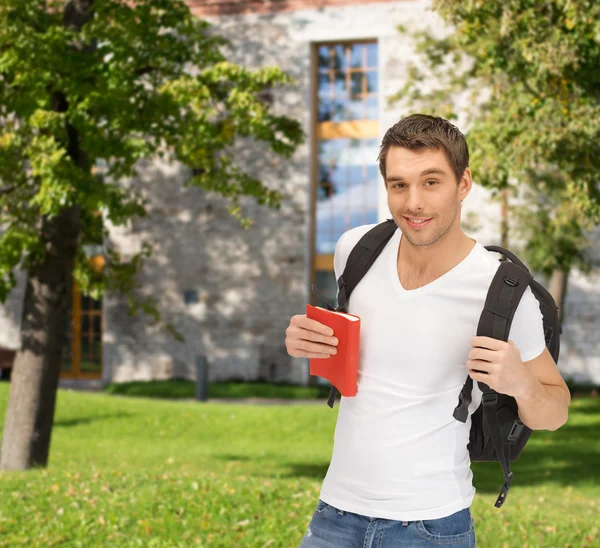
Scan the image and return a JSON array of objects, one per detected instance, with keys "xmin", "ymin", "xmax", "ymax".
[
  {"xmin": 316, "ymin": 138, "xmax": 380, "ymax": 254},
  {"xmin": 317, "ymin": 43, "xmax": 378, "ymax": 122}
]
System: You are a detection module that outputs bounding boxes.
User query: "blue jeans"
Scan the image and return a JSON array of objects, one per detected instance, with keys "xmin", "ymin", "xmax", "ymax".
[{"xmin": 299, "ymin": 499, "xmax": 476, "ymax": 547}]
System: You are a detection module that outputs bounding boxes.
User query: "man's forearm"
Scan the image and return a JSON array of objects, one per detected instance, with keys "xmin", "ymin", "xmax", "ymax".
[{"xmin": 515, "ymin": 372, "xmax": 570, "ymax": 431}]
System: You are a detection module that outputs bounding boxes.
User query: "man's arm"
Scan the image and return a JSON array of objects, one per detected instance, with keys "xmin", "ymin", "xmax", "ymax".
[
  {"xmin": 515, "ymin": 347, "xmax": 571, "ymax": 431},
  {"xmin": 468, "ymin": 337, "xmax": 571, "ymax": 431}
]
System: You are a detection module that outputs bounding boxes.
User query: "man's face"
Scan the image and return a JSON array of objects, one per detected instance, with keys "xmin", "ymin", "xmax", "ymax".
[{"xmin": 384, "ymin": 146, "xmax": 470, "ymax": 248}]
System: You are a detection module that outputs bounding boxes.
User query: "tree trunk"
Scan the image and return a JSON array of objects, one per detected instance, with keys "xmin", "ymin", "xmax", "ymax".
[
  {"xmin": 549, "ymin": 268, "xmax": 569, "ymax": 325},
  {"xmin": 0, "ymin": 207, "xmax": 81, "ymax": 469},
  {"xmin": 0, "ymin": 0, "xmax": 94, "ymax": 472}
]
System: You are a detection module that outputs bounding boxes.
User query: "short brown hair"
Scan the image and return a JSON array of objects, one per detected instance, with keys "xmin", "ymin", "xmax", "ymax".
[{"xmin": 377, "ymin": 114, "xmax": 469, "ymax": 183}]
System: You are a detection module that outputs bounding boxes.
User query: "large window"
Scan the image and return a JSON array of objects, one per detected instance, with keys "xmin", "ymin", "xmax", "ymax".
[{"xmin": 312, "ymin": 41, "xmax": 380, "ymax": 309}]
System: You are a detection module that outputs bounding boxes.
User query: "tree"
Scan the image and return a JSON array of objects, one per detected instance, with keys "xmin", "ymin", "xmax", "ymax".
[
  {"xmin": 0, "ymin": 0, "xmax": 303, "ymax": 470},
  {"xmin": 391, "ymin": 0, "xmax": 600, "ymax": 321}
]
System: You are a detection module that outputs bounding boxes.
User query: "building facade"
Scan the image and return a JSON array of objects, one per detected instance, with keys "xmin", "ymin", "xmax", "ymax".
[{"xmin": 0, "ymin": 0, "xmax": 599, "ymax": 386}]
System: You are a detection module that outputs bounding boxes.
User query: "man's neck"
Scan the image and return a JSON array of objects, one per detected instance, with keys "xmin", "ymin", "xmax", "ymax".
[{"xmin": 398, "ymin": 232, "xmax": 476, "ymax": 276}]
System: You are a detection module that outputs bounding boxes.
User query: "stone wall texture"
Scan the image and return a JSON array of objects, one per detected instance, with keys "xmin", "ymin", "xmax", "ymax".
[{"xmin": 0, "ymin": 0, "xmax": 598, "ymax": 386}]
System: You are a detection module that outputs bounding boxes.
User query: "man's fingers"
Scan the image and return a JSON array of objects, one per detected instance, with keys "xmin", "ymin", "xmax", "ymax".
[
  {"xmin": 469, "ymin": 347, "xmax": 494, "ymax": 363},
  {"xmin": 286, "ymin": 339, "xmax": 337, "ymax": 359},
  {"xmin": 295, "ymin": 340, "xmax": 337, "ymax": 355},
  {"xmin": 287, "ymin": 323, "xmax": 338, "ymax": 347},
  {"xmin": 467, "ymin": 360, "xmax": 492, "ymax": 374},
  {"xmin": 288, "ymin": 346, "xmax": 334, "ymax": 359},
  {"xmin": 295, "ymin": 315, "xmax": 335, "ymax": 337}
]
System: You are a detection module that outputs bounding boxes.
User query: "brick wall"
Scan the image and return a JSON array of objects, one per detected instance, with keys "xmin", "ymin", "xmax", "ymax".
[{"xmin": 187, "ymin": 0, "xmax": 404, "ymax": 17}]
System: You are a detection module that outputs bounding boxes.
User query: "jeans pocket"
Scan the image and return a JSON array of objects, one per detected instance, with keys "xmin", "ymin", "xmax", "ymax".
[
  {"xmin": 415, "ymin": 507, "xmax": 472, "ymax": 544},
  {"xmin": 314, "ymin": 499, "xmax": 336, "ymax": 518}
]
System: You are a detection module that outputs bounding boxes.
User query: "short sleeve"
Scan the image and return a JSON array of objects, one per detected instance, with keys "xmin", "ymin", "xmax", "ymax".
[{"xmin": 507, "ymin": 285, "xmax": 547, "ymax": 362}]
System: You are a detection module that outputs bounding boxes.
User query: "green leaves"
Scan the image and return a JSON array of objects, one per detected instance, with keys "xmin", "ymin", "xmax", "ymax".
[
  {"xmin": 395, "ymin": 0, "xmax": 600, "ymax": 274},
  {"xmin": 0, "ymin": 0, "xmax": 304, "ymax": 327}
]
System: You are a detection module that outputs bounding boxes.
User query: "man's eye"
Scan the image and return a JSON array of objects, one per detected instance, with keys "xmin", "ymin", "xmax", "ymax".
[{"xmin": 426, "ymin": 181, "xmax": 438, "ymax": 186}]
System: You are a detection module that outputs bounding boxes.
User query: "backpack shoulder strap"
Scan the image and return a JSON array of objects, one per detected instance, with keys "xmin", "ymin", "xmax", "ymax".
[
  {"xmin": 336, "ymin": 219, "xmax": 397, "ymax": 311},
  {"xmin": 453, "ymin": 257, "xmax": 533, "ymax": 421},
  {"xmin": 326, "ymin": 219, "xmax": 397, "ymax": 408},
  {"xmin": 476, "ymin": 259, "xmax": 533, "ymax": 344}
]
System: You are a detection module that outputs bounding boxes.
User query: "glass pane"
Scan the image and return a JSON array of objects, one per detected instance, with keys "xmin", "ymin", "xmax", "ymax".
[
  {"xmin": 90, "ymin": 337, "xmax": 100, "ymax": 361},
  {"xmin": 365, "ymin": 95, "xmax": 378, "ymax": 120},
  {"xmin": 318, "ymin": 45, "xmax": 330, "ymax": 69},
  {"xmin": 333, "ymin": 45, "xmax": 347, "ymax": 71},
  {"xmin": 365, "ymin": 71, "xmax": 378, "ymax": 94},
  {"xmin": 366, "ymin": 43, "xmax": 378, "ymax": 67},
  {"xmin": 320, "ymin": 96, "xmax": 352, "ymax": 123},
  {"xmin": 93, "ymin": 315, "xmax": 101, "ymax": 335},
  {"xmin": 347, "ymin": 99, "xmax": 364, "ymax": 120},
  {"xmin": 81, "ymin": 338, "xmax": 90, "ymax": 362},
  {"xmin": 366, "ymin": 208, "xmax": 379, "ymax": 224},
  {"xmin": 333, "ymin": 73, "xmax": 346, "ymax": 95},
  {"xmin": 349, "ymin": 44, "xmax": 363, "ymax": 69},
  {"xmin": 364, "ymin": 138, "xmax": 380, "ymax": 163},
  {"xmin": 82, "ymin": 315, "xmax": 90, "ymax": 335},
  {"xmin": 318, "ymin": 97, "xmax": 332, "ymax": 122},
  {"xmin": 81, "ymin": 340, "xmax": 102, "ymax": 374},
  {"xmin": 349, "ymin": 72, "xmax": 363, "ymax": 98},
  {"xmin": 318, "ymin": 72, "xmax": 330, "ymax": 94},
  {"xmin": 331, "ymin": 98, "xmax": 348, "ymax": 123},
  {"xmin": 367, "ymin": 164, "xmax": 380, "ymax": 182}
]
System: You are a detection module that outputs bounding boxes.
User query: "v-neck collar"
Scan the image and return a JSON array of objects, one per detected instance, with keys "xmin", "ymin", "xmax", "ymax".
[{"xmin": 389, "ymin": 230, "xmax": 479, "ymax": 299}]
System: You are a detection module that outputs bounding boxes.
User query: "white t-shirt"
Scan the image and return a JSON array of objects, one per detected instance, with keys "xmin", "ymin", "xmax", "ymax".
[{"xmin": 319, "ymin": 223, "xmax": 546, "ymax": 521}]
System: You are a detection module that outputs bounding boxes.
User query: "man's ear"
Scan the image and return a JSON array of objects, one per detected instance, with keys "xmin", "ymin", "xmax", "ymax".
[{"xmin": 459, "ymin": 167, "xmax": 472, "ymax": 201}]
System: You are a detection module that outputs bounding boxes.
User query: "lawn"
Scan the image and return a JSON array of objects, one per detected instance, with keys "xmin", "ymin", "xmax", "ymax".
[
  {"xmin": 0, "ymin": 383, "xmax": 599, "ymax": 547},
  {"xmin": 104, "ymin": 379, "xmax": 333, "ymax": 400}
]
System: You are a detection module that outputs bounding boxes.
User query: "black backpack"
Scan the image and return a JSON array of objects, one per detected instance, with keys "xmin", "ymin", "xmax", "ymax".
[{"xmin": 313, "ymin": 219, "xmax": 561, "ymax": 508}]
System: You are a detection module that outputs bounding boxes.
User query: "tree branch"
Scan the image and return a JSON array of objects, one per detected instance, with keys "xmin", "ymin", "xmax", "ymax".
[
  {"xmin": 135, "ymin": 66, "xmax": 157, "ymax": 78},
  {"xmin": 523, "ymin": 79, "xmax": 542, "ymax": 100},
  {"xmin": 0, "ymin": 181, "xmax": 25, "ymax": 196}
]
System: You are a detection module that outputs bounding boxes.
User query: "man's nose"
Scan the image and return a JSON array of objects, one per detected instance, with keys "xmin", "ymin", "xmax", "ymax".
[{"xmin": 406, "ymin": 190, "xmax": 425, "ymax": 211}]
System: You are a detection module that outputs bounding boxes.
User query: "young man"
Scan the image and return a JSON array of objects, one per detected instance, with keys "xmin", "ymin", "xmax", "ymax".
[{"xmin": 285, "ymin": 114, "xmax": 570, "ymax": 547}]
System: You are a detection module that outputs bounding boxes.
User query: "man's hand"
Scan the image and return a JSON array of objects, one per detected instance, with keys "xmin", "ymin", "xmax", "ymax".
[
  {"xmin": 467, "ymin": 336, "xmax": 535, "ymax": 399},
  {"xmin": 285, "ymin": 315, "xmax": 339, "ymax": 359}
]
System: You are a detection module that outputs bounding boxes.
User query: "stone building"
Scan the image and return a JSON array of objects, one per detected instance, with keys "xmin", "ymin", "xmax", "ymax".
[{"xmin": 0, "ymin": 0, "xmax": 598, "ymax": 386}]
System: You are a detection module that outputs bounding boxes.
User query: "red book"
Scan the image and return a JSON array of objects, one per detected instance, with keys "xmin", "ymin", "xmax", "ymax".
[{"xmin": 306, "ymin": 304, "xmax": 361, "ymax": 397}]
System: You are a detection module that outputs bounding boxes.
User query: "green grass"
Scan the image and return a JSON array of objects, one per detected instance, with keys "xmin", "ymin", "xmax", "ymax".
[
  {"xmin": 104, "ymin": 378, "xmax": 600, "ymax": 401},
  {"xmin": 0, "ymin": 384, "xmax": 599, "ymax": 547},
  {"xmin": 104, "ymin": 379, "xmax": 333, "ymax": 400}
]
